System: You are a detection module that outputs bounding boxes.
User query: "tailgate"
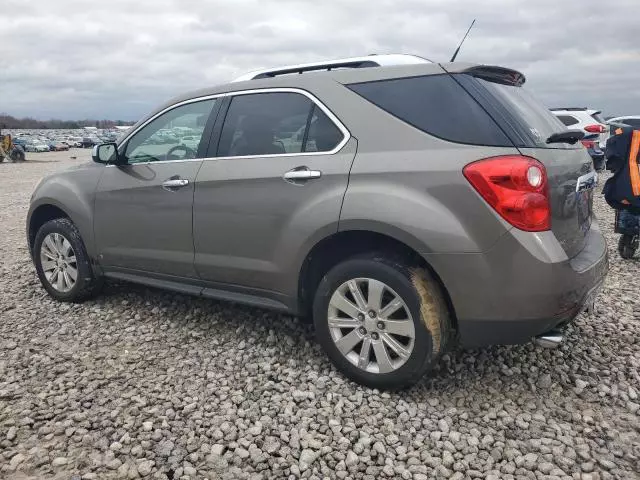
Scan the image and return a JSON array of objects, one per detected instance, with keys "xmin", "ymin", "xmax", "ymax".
[
  {"xmin": 520, "ymin": 147, "xmax": 596, "ymax": 258},
  {"xmin": 449, "ymin": 66, "xmax": 599, "ymax": 259}
]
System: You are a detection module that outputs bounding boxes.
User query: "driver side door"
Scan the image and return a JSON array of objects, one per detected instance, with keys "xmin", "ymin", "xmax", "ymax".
[{"xmin": 94, "ymin": 96, "xmax": 220, "ymax": 279}]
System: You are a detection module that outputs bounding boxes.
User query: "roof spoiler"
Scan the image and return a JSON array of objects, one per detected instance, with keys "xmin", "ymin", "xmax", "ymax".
[{"xmin": 462, "ymin": 65, "xmax": 526, "ymax": 86}]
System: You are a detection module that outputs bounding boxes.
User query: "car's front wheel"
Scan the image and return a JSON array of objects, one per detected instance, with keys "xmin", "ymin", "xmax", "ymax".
[
  {"xmin": 33, "ymin": 218, "xmax": 103, "ymax": 302},
  {"xmin": 313, "ymin": 253, "xmax": 451, "ymax": 389}
]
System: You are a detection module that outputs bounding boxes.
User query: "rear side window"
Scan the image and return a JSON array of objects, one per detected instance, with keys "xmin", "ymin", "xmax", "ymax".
[
  {"xmin": 557, "ymin": 115, "xmax": 579, "ymax": 126},
  {"xmin": 347, "ymin": 75, "xmax": 513, "ymax": 147},
  {"xmin": 304, "ymin": 106, "xmax": 344, "ymax": 152},
  {"xmin": 217, "ymin": 92, "xmax": 344, "ymax": 157}
]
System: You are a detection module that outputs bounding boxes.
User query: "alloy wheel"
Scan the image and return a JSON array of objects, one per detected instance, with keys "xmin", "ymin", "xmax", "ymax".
[
  {"xmin": 327, "ymin": 278, "xmax": 415, "ymax": 374},
  {"xmin": 40, "ymin": 232, "xmax": 78, "ymax": 293}
]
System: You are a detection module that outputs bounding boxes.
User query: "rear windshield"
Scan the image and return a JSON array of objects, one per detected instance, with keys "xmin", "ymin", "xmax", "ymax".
[
  {"xmin": 465, "ymin": 76, "xmax": 572, "ymax": 149},
  {"xmin": 591, "ymin": 112, "xmax": 606, "ymax": 124}
]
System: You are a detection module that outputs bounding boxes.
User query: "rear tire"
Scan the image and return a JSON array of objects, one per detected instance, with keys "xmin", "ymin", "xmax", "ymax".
[
  {"xmin": 34, "ymin": 218, "xmax": 103, "ymax": 302},
  {"xmin": 618, "ymin": 234, "xmax": 638, "ymax": 259},
  {"xmin": 313, "ymin": 253, "xmax": 451, "ymax": 389}
]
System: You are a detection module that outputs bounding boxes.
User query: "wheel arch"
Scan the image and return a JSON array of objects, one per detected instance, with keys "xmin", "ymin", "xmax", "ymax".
[
  {"xmin": 28, "ymin": 202, "xmax": 71, "ymax": 258},
  {"xmin": 296, "ymin": 228, "xmax": 457, "ymax": 331}
]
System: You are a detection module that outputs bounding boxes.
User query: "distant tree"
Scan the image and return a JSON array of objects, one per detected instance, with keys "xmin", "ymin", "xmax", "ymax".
[{"xmin": 0, "ymin": 114, "xmax": 135, "ymax": 129}]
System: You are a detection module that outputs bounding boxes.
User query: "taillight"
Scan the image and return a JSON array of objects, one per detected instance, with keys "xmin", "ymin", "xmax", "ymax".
[
  {"xmin": 581, "ymin": 139, "xmax": 595, "ymax": 149},
  {"xmin": 584, "ymin": 124, "xmax": 605, "ymax": 133},
  {"xmin": 463, "ymin": 155, "xmax": 551, "ymax": 232}
]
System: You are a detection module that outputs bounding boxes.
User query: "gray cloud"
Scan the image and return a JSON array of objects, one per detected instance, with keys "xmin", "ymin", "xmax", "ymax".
[{"xmin": 1, "ymin": 0, "xmax": 639, "ymax": 120}]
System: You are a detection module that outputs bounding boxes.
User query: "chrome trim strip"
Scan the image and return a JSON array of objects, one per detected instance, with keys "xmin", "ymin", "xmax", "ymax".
[
  {"xmin": 576, "ymin": 170, "xmax": 597, "ymax": 192},
  {"xmin": 105, "ymin": 158, "xmax": 202, "ymax": 167},
  {"xmin": 111, "ymin": 87, "xmax": 350, "ymax": 166}
]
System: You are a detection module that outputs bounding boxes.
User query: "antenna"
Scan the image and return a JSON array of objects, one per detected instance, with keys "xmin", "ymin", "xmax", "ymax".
[{"xmin": 450, "ymin": 19, "xmax": 476, "ymax": 62}]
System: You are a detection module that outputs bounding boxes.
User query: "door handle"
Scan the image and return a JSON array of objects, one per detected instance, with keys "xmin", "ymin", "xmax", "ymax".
[
  {"xmin": 283, "ymin": 167, "xmax": 322, "ymax": 182},
  {"xmin": 162, "ymin": 178, "xmax": 189, "ymax": 191}
]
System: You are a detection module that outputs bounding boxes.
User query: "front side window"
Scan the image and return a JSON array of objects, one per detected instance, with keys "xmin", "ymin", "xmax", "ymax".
[
  {"xmin": 217, "ymin": 92, "xmax": 344, "ymax": 157},
  {"xmin": 124, "ymin": 99, "xmax": 216, "ymax": 164}
]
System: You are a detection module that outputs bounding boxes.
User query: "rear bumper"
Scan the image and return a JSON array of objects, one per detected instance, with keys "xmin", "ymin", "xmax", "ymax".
[{"xmin": 425, "ymin": 220, "xmax": 609, "ymax": 347}]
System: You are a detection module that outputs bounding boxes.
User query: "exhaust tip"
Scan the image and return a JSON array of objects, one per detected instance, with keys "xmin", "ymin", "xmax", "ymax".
[{"xmin": 533, "ymin": 330, "xmax": 563, "ymax": 349}]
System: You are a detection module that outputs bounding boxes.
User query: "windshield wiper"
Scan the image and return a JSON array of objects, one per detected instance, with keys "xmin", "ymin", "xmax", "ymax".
[{"xmin": 546, "ymin": 129, "xmax": 585, "ymax": 145}]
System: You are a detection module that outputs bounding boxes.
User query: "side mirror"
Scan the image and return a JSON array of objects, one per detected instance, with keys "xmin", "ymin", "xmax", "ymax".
[{"xmin": 92, "ymin": 142, "xmax": 119, "ymax": 164}]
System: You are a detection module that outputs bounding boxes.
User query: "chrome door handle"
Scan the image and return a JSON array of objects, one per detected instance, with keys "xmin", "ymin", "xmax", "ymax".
[
  {"xmin": 162, "ymin": 178, "xmax": 189, "ymax": 191},
  {"xmin": 283, "ymin": 168, "xmax": 322, "ymax": 181}
]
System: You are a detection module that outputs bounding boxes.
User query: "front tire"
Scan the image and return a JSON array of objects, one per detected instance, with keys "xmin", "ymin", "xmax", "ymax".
[
  {"xmin": 33, "ymin": 218, "xmax": 103, "ymax": 302},
  {"xmin": 313, "ymin": 253, "xmax": 451, "ymax": 389}
]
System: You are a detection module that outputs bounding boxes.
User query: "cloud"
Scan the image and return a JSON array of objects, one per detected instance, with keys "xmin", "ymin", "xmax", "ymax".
[{"xmin": 1, "ymin": 0, "xmax": 639, "ymax": 120}]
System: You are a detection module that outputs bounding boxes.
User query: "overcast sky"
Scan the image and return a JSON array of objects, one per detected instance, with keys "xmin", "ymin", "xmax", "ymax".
[{"xmin": 2, "ymin": 0, "xmax": 639, "ymax": 121}]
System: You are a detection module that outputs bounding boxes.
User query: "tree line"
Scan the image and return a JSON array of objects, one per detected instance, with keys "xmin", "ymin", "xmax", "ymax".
[{"xmin": 0, "ymin": 114, "xmax": 135, "ymax": 130}]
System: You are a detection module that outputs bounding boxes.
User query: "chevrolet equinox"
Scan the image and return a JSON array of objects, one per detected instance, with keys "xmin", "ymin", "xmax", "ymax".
[{"xmin": 27, "ymin": 54, "xmax": 608, "ymax": 388}]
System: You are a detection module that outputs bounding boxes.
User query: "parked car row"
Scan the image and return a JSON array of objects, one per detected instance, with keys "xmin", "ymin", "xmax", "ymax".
[
  {"xmin": 550, "ymin": 107, "xmax": 640, "ymax": 171},
  {"xmin": 7, "ymin": 131, "xmax": 123, "ymax": 153}
]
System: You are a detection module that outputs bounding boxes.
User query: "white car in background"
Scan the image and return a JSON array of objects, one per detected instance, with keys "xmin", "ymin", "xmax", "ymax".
[
  {"xmin": 550, "ymin": 107, "xmax": 609, "ymax": 148},
  {"xmin": 607, "ymin": 115, "xmax": 640, "ymax": 129},
  {"xmin": 24, "ymin": 141, "xmax": 49, "ymax": 153}
]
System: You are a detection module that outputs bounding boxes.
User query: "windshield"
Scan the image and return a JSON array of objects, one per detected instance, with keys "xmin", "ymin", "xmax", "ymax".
[{"xmin": 475, "ymin": 77, "xmax": 569, "ymax": 148}]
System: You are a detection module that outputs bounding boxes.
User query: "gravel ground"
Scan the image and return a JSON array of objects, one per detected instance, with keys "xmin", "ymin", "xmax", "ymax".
[{"xmin": 1, "ymin": 150, "xmax": 639, "ymax": 480}]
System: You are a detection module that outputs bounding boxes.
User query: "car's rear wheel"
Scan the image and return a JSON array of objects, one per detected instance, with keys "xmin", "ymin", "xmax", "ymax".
[
  {"xmin": 313, "ymin": 253, "xmax": 451, "ymax": 389},
  {"xmin": 34, "ymin": 218, "xmax": 103, "ymax": 302}
]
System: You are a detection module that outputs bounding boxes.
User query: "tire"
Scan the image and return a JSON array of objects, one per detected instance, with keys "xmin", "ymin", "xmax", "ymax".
[
  {"xmin": 618, "ymin": 234, "xmax": 638, "ymax": 259},
  {"xmin": 313, "ymin": 253, "xmax": 451, "ymax": 389},
  {"xmin": 11, "ymin": 150, "xmax": 25, "ymax": 162},
  {"xmin": 33, "ymin": 218, "xmax": 103, "ymax": 302}
]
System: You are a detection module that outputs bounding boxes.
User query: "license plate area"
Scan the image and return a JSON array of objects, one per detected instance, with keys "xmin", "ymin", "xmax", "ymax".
[{"xmin": 576, "ymin": 171, "xmax": 597, "ymax": 234}]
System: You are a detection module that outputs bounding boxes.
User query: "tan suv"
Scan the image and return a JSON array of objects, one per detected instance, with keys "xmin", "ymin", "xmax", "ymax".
[{"xmin": 28, "ymin": 54, "xmax": 608, "ymax": 388}]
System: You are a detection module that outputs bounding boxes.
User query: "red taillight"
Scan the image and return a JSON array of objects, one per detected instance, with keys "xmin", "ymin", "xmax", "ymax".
[
  {"xmin": 581, "ymin": 139, "xmax": 595, "ymax": 149},
  {"xmin": 463, "ymin": 155, "xmax": 551, "ymax": 232},
  {"xmin": 584, "ymin": 124, "xmax": 605, "ymax": 133}
]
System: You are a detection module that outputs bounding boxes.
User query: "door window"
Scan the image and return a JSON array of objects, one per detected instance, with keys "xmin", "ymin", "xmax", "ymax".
[
  {"xmin": 124, "ymin": 99, "xmax": 217, "ymax": 164},
  {"xmin": 304, "ymin": 106, "xmax": 345, "ymax": 152},
  {"xmin": 217, "ymin": 92, "xmax": 344, "ymax": 157}
]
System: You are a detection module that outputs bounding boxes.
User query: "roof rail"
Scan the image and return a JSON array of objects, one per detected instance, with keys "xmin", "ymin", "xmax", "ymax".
[
  {"xmin": 549, "ymin": 107, "xmax": 588, "ymax": 111},
  {"xmin": 232, "ymin": 54, "xmax": 432, "ymax": 82}
]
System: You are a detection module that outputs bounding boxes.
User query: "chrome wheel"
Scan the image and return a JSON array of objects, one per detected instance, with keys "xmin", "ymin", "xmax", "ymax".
[
  {"xmin": 327, "ymin": 278, "xmax": 415, "ymax": 374},
  {"xmin": 40, "ymin": 232, "xmax": 77, "ymax": 293}
]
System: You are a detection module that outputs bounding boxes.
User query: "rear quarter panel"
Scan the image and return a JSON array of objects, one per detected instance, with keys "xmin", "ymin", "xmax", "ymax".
[{"xmin": 323, "ymin": 85, "xmax": 519, "ymax": 254}]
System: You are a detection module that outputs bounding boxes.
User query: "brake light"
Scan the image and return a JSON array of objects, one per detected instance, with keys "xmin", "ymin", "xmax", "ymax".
[
  {"xmin": 584, "ymin": 124, "xmax": 605, "ymax": 133},
  {"xmin": 463, "ymin": 155, "xmax": 550, "ymax": 232},
  {"xmin": 581, "ymin": 139, "xmax": 595, "ymax": 149}
]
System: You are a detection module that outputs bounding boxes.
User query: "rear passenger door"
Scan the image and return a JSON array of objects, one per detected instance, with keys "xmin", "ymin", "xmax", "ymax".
[{"xmin": 193, "ymin": 89, "xmax": 356, "ymax": 299}]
